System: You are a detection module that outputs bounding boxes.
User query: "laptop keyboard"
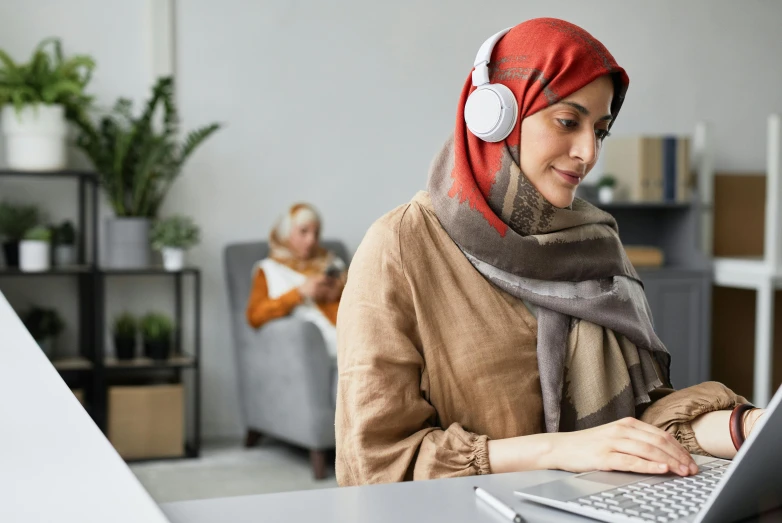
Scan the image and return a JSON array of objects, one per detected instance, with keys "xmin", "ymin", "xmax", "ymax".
[{"xmin": 567, "ymin": 460, "xmax": 731, "ymax": 522}]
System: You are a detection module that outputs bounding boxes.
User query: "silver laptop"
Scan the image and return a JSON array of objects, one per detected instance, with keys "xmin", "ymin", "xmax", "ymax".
[{"xmin": 515, "ymin": 385, "xmax": 782, "ymax": 523}]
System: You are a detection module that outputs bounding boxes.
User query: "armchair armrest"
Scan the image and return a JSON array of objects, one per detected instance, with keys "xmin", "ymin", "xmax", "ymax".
[{"xmin": 236, "ymin": 316, "xmax": 336, "ymax": 449}]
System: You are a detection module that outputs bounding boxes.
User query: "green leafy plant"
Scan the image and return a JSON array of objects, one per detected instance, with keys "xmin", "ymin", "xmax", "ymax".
[
  {"xmin": 140, "ymin": 312, "xmax": 173, "ymax": 342},
  {"xmin": 0, "ymin": 201, "xmax": 42, "ymax": 241},
  {"xmin": 0, "ymin": 37, "xmax": 95, "ymax": 119},
  {"xmin": 52, "ymin": 220, "xmax": 76, "ymax": 245},
  {"xmin": 113, "ymin": 312, "xmax": 137, "ymax": 340},
  {"xmin": 23, "ymin": 225, "xmax": 52, "ymax": 241},
  {"xmin": 597, "ymin": 174, "xmax": 617, "ymax": 189},
  {"xmin": 72, "ymin": 76, "xmax": 221, "ymax": 218},
  {"xmin": 22, "ymin": 306, "xmax": 65, "ymax": 340},
  {"xmin": 150, "ymin": 215, "xmax": 200, "ymax": 250}
]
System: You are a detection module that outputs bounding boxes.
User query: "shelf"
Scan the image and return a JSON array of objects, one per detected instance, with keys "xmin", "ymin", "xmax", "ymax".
[
  {"xmin": 0, "ymin": 266, "xmax": 200, "ymax": 277},
  {"xmin": 52, "ymin": 357, "xmax": 94, "ymax": 371},
  {"xmin": 594, "ymin": 201, "xmax": 693, "ymax": 210},
  {"xmin": 0, "ymin": 169, "xmax": 97, "ymax": 181},
  {"xmin": 635, "ymin": 265, "xmax": 711, "ymax": 277},
  {"xmin": 0, "ymin": 265, "xmax": 94, "ymax": 277},
  {"xmin": 104, "ymin": 355, "xmax": 197, "ymax": 370},
  {"xmin": 713, "ymin": 257, "xmax": 782, "ymax": 289},
  {"xmin": 1, "ymin": 163, "xmax": 201, "ymax": 456},
  {"xmin": 99, "ymin": 267, "xmax": 199, "ymax": 276}
]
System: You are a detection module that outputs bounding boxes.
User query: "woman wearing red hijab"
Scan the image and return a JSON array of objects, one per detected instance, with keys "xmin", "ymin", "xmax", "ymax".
[{"xmin": 335, "ymin": 18, "xmax": 764, "ymax": 485}]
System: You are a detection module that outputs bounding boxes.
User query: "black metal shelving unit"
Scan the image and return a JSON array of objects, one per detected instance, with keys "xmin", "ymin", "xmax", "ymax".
[{"xmin": 0, "ymin": 169, "xmax": 201, "ymax": 460}]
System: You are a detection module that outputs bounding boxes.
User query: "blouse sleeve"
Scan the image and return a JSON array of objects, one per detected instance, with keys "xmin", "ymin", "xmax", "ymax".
[
  {"xmin": 639, "ymin": 381, "xmax": 749, "ymax": 456},
  {"xmin": 245, "ymin": 267, "xmax": 303, "ymax": 329},
  {"xmin": 335, "ymin": 207, "xmax": 490, "ymax": 486}
]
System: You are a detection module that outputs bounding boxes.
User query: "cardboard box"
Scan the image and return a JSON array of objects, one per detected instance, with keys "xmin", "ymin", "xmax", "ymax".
[{"xmin": 108, "ymin": 384, "xmax": 184, "ymax": 460}]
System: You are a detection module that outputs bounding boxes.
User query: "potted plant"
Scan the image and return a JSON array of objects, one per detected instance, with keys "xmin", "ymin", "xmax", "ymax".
[
  {"xmin": 113, "ymin": 312, "xmax": 137, "ymax": 360},
  {"xmin": 0, "ymin": 38, "xmax": 95, "ymax": 170},
  {"xmin": 140, "ymin": 312, "xmax": 174, "ymax": 361},
  {"xmin": 22, "ymin": 306, "xmax": 65, "ymax": 359},
  {"xmin": 72, "ymin": 76, "xmax": 220, "ymax": 269},
  {"xmin": 150, "ymin": 215, "xmax": 200, "ymax": 271},
  {"xmin": 20, "ymin": 225, "xmax": 52, "ymax": 272},
  {"xmin": 52, "ymin": 220, "xmax": 77, "ymax": 266},
  {"xmin": 0, "ymin": 201, "xmax": 42, "ymax": 268},
  {"xmin": 596, "ymin": 174, "xmax": 617, "ymax": 204}
]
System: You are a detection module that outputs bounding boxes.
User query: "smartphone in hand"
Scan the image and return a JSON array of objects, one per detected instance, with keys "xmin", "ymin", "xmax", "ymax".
[{"xmin": 324, "ymin": 265, "xmax": 342, "ymax": 279}]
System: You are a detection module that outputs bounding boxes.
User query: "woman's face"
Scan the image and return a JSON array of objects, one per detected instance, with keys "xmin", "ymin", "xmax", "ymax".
[
  {"xmin": 519, "ymin": 75, "xmax": 614, "ymax": 208},
  {"xmin": 288, "ymin": 220, "xmax": 320, "ymax": 260}
]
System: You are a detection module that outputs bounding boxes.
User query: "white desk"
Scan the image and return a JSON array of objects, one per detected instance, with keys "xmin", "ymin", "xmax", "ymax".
[
  {"xmin": 0, "ymin": 291, "xmax": 169, "ymax": 523},
  {"xmin": 161, "ymin": 469, "xmax": 782, "ymax": 523}
]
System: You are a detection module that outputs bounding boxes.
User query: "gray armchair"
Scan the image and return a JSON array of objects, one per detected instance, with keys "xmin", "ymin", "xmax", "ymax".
[{"xmin": 224, "ymin": 240, "xmax": 349, "ymax": 479}]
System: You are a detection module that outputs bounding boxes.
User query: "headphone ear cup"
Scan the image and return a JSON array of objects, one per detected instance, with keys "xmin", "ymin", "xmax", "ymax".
[{"xmin": 464, "ymin": 83, "xmax": 518, "ymax": 143}]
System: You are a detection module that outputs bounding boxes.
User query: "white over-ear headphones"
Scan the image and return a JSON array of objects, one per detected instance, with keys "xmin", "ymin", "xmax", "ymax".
[{"xmin": 464, "ymin": 27, "xmax": 518, "ymax": 143}]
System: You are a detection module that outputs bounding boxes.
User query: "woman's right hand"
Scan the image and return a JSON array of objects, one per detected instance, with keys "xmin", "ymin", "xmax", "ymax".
[
  {"xmin": 298, "ymin": 275, "xmax": 329, "ymax": 300},
  {"xmin": 546, "ymin": 417, "xmax": 699, "ymax": 476}
]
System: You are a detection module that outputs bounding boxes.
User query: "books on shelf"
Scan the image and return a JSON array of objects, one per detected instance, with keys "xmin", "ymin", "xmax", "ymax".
[
  {"xmin": 602, "ymin": 135, "xmax": 693, "ymax": 203},
  {"xmin": 624, "ymin": 245, "xmax": 665, "ymax": 268}
]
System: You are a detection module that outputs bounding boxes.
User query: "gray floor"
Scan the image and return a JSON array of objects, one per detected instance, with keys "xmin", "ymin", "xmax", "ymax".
[{"xmin": 130, "ymin": 439, "xmax": 338, "ymax": 503}]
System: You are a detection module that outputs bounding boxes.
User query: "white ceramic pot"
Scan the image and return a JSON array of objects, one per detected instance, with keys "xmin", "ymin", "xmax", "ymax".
[
  {"xmin": 19, "ymin": 240, "xmax": 51, "ymax": 272},
  {"xmin": 1, "ymin": 104, "xmax": 67, "ymax": 171},
  {"xmin": 598, "ymin": 186, "xmax": 614, "ymax": 204},
  {"xmin": 161, "ymin": 247, "xmax": 185, "ymax": 271}
]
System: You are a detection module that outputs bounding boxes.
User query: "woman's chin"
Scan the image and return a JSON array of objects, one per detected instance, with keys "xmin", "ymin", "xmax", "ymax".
[{"xmin": 542, "ymin": 190, "xmax": 576, "ymax": 209}]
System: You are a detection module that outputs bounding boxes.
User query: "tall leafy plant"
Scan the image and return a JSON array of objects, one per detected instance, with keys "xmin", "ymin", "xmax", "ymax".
[
  {"xmin": 0, "ymin": 37, "xmax": 95, "ymax": 118},
  {"xmin": 72, "ymin": 76, "xmax": 221, "ymax": 218}
]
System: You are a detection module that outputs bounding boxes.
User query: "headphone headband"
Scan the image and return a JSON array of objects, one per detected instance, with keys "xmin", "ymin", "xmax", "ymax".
[{"xmin": 471, "ymin": 27, "xmax": 512, "ymax": 87}]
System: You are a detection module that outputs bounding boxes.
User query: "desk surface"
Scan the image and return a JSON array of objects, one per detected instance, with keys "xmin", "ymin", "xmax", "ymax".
[
  {"xmin": 161, "ymin": 470, "xmax": 580, "ymax": 523},
  {"xmin": 162, "ymin": 468, "xmax": 782, "ymax": 523},
  {"xmin": 0, "ymin": 292, "xmax": 168, "ymax": 523}
]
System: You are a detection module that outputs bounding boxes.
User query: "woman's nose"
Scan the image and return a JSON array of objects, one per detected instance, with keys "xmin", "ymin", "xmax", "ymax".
[{"xmin": 571, "ymin": 130, "xmax": 598, "ymax": 166}]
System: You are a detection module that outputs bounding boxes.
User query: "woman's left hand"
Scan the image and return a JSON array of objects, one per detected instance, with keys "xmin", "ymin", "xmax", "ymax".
[
  {"xmin": 321, "ymin": 277, "xmax": 344, "ymax": 303},
  {"xmin": 745, "ymin": 408, "xmax": 766, "ymax": 438}
]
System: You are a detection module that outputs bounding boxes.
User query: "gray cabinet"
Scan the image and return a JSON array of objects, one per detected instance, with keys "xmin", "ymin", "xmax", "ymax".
[{"xmin": 639, "ymin": 269, "xmax": 711, "ymax": 389}]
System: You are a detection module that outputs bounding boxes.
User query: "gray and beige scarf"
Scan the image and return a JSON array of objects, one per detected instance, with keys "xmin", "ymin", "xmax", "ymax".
[{"xmin": 427, "ymin": 18, "xmax": 671, "ymax": 433}]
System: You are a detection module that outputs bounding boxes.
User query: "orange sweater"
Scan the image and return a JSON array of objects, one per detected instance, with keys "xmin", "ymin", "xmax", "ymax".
[{"xmin": 245, "ymin": 268, "xmax": 340, "ymax": 329}]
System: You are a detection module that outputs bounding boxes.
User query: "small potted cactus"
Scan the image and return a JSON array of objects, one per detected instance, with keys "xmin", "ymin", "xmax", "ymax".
[
  {"xmin": 19, "ymin": 225, "xmax": 52, "ymax": 272},
  {"xmin": 140, "ymin": 312, "xmax": 174, "ymax": 361},
  {"xmin": 596, "ymin": 174, "xmax": 617, "ymax": 204},
  {"xmin": 53, "ymin": 220, "xmax": 77, "ymax": 266},
  {"xmin": 150, "ymin": 215, "xmax": 201, "ymax": 271},
  {"xmin": 22, "ymin": 306, "xmax": 65, "ymax": 359},
  {"xmin": 0, "ymin": 201, "xmax": 41, "ymax": 268},
  {"xmin": 113, "ymin": 312, "xmax": 137, "ymax": 360}
]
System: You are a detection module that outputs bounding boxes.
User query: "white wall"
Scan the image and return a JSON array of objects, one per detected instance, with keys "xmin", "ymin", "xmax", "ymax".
[{"xmin": 2, "ymin": 1, "xmax": 782, "ymax": 438}]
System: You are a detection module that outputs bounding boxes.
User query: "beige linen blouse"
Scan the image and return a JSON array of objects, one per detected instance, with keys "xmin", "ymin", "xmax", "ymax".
[{"xmin": 335, "ymin": 192, "xmax": 745, "ymax": 486}]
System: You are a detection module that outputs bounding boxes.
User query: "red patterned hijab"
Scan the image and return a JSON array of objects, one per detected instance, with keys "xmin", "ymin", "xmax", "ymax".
[{"xmin": 446, "ymin": 17, "xmax": 629, "ymax": 237}]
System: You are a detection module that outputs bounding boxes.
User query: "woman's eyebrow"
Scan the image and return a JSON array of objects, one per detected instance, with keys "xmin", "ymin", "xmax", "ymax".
[{"xmin": 559, "ymin": 101, "xmax": 613, "ymax": 122}]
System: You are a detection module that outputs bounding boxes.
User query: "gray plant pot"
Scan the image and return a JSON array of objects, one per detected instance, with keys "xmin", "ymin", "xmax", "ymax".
[
  {"xmin": 54, "ymin": 244, "xmax": 77, "ymax": 266},
  {"xmin": 106, "ymin": 217, "xmax": 151, "ymax": 269}
]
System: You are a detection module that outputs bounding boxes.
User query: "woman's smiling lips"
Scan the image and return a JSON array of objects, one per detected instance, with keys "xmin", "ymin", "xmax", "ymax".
[{"xmin": 553, "ymin": 167, "xmax": 582, "ymax": 185}]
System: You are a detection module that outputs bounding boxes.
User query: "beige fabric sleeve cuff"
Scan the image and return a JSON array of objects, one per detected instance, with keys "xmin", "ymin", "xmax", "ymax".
[
  {"xmin": 472, "ymin": 433, "xmax": 492, "ymax": 475},
  {"xmin": 640, "ymin": 381, "xmax": 748, "ymax": 456}
]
